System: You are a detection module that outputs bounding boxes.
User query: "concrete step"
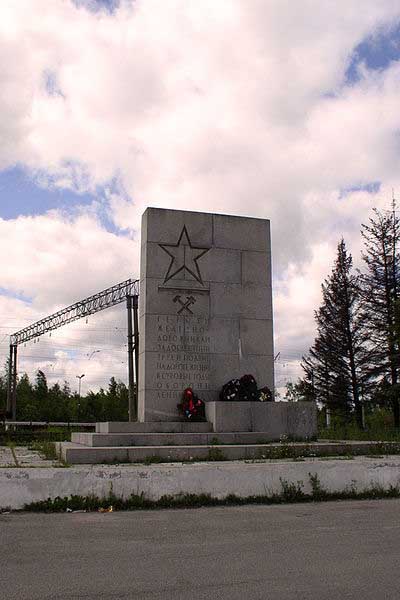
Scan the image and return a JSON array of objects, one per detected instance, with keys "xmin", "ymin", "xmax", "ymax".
[
  {"xmin": 71, "ymin": 432, "xmax": 280, "ymax": 447},
  {"xmin": 56, "ymin": 440, "xmax": 394, "ymax": 465},
  {"xmin": 95, "ymin": 421, "xmax": 213, "ymax": 434},
  {"xmin": 57, "ymin": 442, "xmax": 274, "ymax": 464}
]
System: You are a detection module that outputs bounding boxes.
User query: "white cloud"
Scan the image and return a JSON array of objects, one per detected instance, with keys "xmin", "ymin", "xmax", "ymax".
[
  {"xmin": 1, "ymin": 0, "xmax": 400, "ymax": 390},
  {"xmin": 0, "ymin": 210, "xmax": 137, "ymax": 390},
  {"xmin": 0, "ymin": 211, "xmax": 138, "ymax": 307}
]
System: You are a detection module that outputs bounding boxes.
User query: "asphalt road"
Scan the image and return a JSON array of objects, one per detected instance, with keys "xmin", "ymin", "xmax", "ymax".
[{"xmin": 1, "ymin": 499, "xmax": 400, "ymax": 600}]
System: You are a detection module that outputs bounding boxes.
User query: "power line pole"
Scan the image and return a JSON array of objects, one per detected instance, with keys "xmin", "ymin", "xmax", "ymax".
[
  {"xmin": 12, "ymin": 345, "xmax": 17, "ymax": 421},
  {"xmin": 6, "ymin": 344, "xmax": 13, "ymax": 417},
  {"xmin": 133, "ymin": 294, "xmax": 139, "ymax": 417},
  {"xmin": 7, "ymin": 343, "xmax": 18, "ymax": 421},
  {"xmin": 76, "ymin": 374, "xmax": 85, "ymax": 420},
  {"xmin": 127, "ymin": 295, "xmax": 136, "ymax": 422}
]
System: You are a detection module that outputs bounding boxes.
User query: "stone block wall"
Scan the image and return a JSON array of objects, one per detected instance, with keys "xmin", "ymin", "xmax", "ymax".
[{"xmin": 138, "ymin": 207, "xmax": 274, "ymax": 422}]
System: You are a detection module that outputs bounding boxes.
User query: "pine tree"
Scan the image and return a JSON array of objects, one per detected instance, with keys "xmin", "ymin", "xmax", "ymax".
[
  {"xmin": 360, "ymin": 205, "xmax": 400, "ymax": 426},
  {"xmin": 302, "ymin": 239, "xmax": 369, "ymax": 426},
  {"xmin": 103, "ymin": 377, "xmax": 128, "ymax": 421},
  {"xmin": 17, "ymin": 374, "xmax": 36, "ymax": 421},
  {"xmin": 35, "ymin": 370, "xmax": 49, "ymax": 421},
  {"xmin": 61, "ymin": 381, "xmax": 73, "ymax": 423},
  {"xmin": 48, "ymin": 383, "xmax": 66, "ymax": 422}
]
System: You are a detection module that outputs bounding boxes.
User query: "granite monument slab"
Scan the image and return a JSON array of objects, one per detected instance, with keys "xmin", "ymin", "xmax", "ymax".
[{"xmin": 138, "ymin": 208, "xmax": 274, "ymax": 422}]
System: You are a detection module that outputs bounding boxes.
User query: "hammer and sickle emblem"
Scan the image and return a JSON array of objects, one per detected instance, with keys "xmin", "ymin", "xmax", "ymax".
[{"xmin": 173, "ymin": 295, "xmax": 197, "ymax": 315}]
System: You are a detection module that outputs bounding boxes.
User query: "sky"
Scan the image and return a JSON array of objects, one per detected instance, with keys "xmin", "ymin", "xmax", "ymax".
[{"xmin": 1, "ymin": 0, "xmax": 400, "ymax": 395}]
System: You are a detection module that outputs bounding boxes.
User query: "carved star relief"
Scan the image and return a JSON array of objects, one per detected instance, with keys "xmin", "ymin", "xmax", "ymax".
[{"xmin": 159, "ymin": 225, "xmax": 210, "ymax": 285}]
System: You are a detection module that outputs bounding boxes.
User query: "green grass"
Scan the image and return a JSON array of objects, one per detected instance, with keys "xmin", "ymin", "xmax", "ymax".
[
  {"xmin": 0, "ymin": 428, "xmax": 74, "ymax": 445},
  {"xmin": 0, "ymin": 425, "xmax": 97, "ymax": 447},
  {"xmin": 319, "ymin": 425, "xmax": 400, "ymax": 442},
  {"xmin": 28, "ymin": 441, "xmax": 58, "ymax": 461},
  {"xmin": 318, "ymin": 408, "xmax": 400, "ymax": 442}
]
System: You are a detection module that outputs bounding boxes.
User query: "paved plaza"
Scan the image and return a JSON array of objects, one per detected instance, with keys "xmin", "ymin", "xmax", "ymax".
[
  {"xmin": 0, "ymin": 445, "xmax": 59, "ymax": 467},
  {"xmin": 2, "ymin": 499, "xmax": 400, "ymax": 599}
]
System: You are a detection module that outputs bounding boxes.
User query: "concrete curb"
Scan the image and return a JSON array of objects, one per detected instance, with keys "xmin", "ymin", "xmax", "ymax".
[{"xmin": 2, "ymin": 456, "xmax": 400, "ymax": 510}]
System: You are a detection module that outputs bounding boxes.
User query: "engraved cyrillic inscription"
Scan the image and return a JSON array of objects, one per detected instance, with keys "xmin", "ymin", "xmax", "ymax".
[{"xmin": 155, "ymin": 314, "xmax": 211, "ymax": 401}]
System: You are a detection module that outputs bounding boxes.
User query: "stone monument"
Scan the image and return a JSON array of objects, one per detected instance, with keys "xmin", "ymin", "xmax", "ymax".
[
  {"xmin": 138, "ymin": 207, "xmax": 274, "ymax": 422},
  {"xmin": 58, "ymin": 208, "xmax": 317, "ymax": 463}
]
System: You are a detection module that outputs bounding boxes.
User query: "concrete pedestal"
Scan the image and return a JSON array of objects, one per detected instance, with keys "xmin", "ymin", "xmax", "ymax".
[
  {"xmin": 56, "ymin": 403, "xmax": 317, "ymax": 464},
  {"xmin": 206, "ymin": 401, "xmax": 317, "ymax": 436}
]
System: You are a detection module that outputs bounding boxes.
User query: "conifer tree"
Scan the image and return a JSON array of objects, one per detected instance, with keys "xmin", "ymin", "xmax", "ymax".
[
  {"xmin": 360, "ymin": 205, "xmax": 400, "ymax": 426},
  {"xmin": 17, "ymin": 374, "xmax": 36, "ymax": 421},
  {"xmin": 35, "ymin": 370, "xmax": 49, "ymax": 421},
  {"xmin": 302, "ymin": 239, "xmax": 369, "ymax": 426}
]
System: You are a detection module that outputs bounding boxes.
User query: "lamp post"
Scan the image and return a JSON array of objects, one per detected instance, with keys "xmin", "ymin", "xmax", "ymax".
[
  {"xmin": 87, "ymin": 350, "xmax": 101, "ymax": 360},
  {"xmin": 76, "ymin": 374, "xmax": 85, "ymax": 420}
]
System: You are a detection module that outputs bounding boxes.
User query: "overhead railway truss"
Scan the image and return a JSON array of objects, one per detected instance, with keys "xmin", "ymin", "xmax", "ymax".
[{"xmin": 7, "ymin": 278, "xmax": 140, "ymax": 421}]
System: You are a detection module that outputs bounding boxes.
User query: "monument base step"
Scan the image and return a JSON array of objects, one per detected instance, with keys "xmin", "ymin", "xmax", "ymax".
[
  {"xmin": 55, "ymin": 440, "xmax": 381, "ymax": 464},
  {"xmin": 72, "ymin": 431, "xmax": 290, "ymax": 447},
  {"xmin": 55, "ymin": 442, "xmax": 281, "ymax": 464},
  {"xmin": 95, "ymin": 422, "xmax": 213, "ymax": 434}
]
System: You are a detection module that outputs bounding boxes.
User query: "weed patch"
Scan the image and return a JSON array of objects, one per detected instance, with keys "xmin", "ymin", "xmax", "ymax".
[
  {"xmin": 207, "ymin": 447, "xmax": 226, "ymax": 461},
  {"xmin": 28, "ymin": 441, "xmax": 58, "ymax": 461},
  {"xmin": 142, "ymin": 455, "xmax": 164, "ymax": 465},
  {"xmin": 279, "ymin": 478, "xmax": 306, "ymax": 502}
]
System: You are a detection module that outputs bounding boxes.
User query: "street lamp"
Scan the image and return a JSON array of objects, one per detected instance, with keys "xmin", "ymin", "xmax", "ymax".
[
  {"xmin": 76, "ymin": 374, "xmax": 85, "ymax": 420},
  {"xmin": 87, "ymin": 350, "xmax": 101, "ymax": 360},
  {"xmin": 76, "ymin": 373, "xmax": 85, "ymax": 395}
]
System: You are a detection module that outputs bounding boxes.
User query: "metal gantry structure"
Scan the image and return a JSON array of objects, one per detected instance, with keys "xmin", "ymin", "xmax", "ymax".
[{"xmin": 7, "ymin": 278, "xmax": 140, "ymax": 421}]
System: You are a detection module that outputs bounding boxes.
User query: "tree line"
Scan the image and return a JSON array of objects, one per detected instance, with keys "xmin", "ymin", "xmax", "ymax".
[
  {"xmin": 295, "ymin": 203, "xmax": 400, "ymax": 428},
  {"xmin": 0, "ymin": 368, "xmax": 129, "ymax": 422}
]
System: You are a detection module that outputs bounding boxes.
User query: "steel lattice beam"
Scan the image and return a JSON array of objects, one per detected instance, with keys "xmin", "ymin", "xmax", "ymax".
[{"xmin": 10, "ymin": 278, "xmax": 140, "ymax": 346}]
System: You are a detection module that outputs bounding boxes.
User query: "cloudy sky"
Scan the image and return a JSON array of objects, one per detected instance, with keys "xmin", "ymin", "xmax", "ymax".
[{"xmin": 1, "ymin": 0, "xmax": 400, "ymax": 395}]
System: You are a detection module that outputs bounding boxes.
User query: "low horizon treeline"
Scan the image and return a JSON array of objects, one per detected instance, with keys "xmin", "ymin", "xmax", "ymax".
[
  {"xmin": 0, "ymin": 369, "xmax": 129, "ymax": 422},
  {"xmin": 291, "ymin": 203, "xmax": 400, "ymax": 428}
]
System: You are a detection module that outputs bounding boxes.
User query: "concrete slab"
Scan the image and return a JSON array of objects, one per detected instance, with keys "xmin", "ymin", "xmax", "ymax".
[
  {"xmin": 14, "ymin": 447, "xmax": 56, "ymax": 468},
  {"xmin": 206, "ymin": 402, "xmax": 251, "ymax": 432},
  {"xmin": 240, "ymin": 318, "xmax": 273, "ymax": 356},
  {"xmin": 205, "ymin": 401, "xmax": 317, "ymax": 435},
  {"xmin": 3, "ymin": 455, "xmax": 400, "ymax": 510},
  {"xmin": 287, "ymin": 402, "xmax": 318, "ymax": 439},
  {"xmin": 200, "ymin": 248, "xmax": 242, "ymax": 283},
  {"xmin": 56, "ymin": 439, "xmax": 394, "ymax": 465},
  {"xmin": 210, "ymin": 282, "xmax": 272, "ymax": 319},
  {"xmin": 242, "ymin": 250, "xmax": 271, "ymax": 285},
  {"xmin": 250, "ymin": 402, "xmax": 287, "ymax": 433},
  {"xmin": 208, "ymin": 317, "xmax": 240, "ymax": 354},
  {"xmin": 0, "ymin": 446, "xmax": 61, "ymax": 468},
  {"xmin": 0, "ymin": 447, "xmax": 15, "ymax": 466},
  {"xmin": 71, "ymin": 431, "xmax": 291, "ymax": 447},
  {"xmin": 96, "ymin": 421, "xmax": 213, "ymax": 433},
  {"xmin": 143, "ymin": 207, "xmax": 213, "ymax": 246},
  {"xmin": 213, "ymin": 213, "xmax": 270, "ymax": 251}
]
